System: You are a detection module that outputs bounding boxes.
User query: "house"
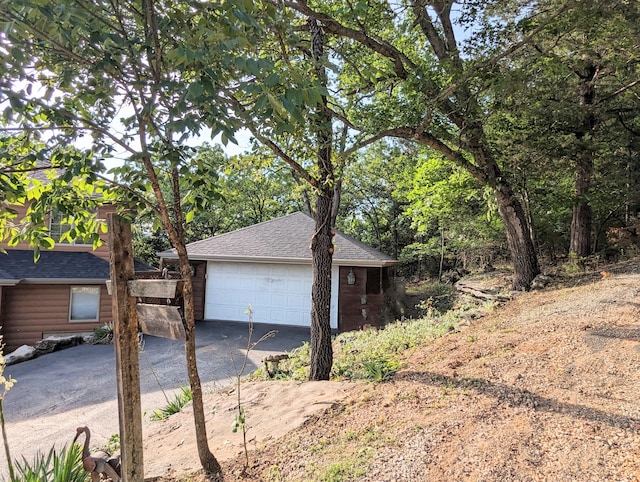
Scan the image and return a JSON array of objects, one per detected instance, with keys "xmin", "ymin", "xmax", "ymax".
[
  {"xmin": 0, "ymin": 204, "xmax": 153, "ymax": 352},
  {"xmin": 159, "ymin": 212, "xmax": 397, "ymax": 331}
]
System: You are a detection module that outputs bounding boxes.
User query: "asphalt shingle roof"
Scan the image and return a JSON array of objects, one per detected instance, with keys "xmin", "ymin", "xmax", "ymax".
[
  {"xmin": 0, "ymin": 249, "xmax": 154, "ymax": 284},
  {"xmin": 160, "ymin": 212, "xmax": 396, "ymax": 266}
]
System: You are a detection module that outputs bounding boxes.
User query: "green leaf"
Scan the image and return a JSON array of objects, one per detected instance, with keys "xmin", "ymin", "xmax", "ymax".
[
  {"xmin": 246, "ymin": 58, "xmax": 260, "ymax": 76},
  {"xmin": 188, "ymin": 81, "xmax": 204, "ymax": 99}
]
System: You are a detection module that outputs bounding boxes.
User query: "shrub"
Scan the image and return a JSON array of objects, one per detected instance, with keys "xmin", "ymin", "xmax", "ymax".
[{"xmin": 92, "ymin": 323, "xmax": 114, "ymax": 345}]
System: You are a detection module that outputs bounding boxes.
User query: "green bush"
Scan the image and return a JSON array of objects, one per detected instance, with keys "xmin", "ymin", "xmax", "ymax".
[
  {"xmin": 362, "ymin": 357, "xmax": 400, "ymax": 382},
  {"xmin": 332, "ymin": 316, "xmax": 456, "ymax": 381},
  {"xmin": 250, "ymin": 314, "xmax": 458, "ymax": 383}
]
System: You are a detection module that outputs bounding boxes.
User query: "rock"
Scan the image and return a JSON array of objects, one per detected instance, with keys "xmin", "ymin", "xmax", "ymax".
[
  {"xmin": 5, "ymin": 345, "xmax": 37, "ymax": 365},
  {"xmin": 34, "ymin": 335, "xmax": 84, "ymax": 355},
  {"xmin": 531, "ymin": 274, "xmax": 552, "ymax": 290}
]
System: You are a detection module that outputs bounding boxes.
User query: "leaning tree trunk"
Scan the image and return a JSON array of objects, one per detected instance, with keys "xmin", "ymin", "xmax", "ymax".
[
  {"xmin": 309, "ymin": 17, "xmax": 334, "ymax": 381},
  {"xmin": 495, "ymin": 185, "xmax": 540, "ymax": 290},
  {"xmin": 143, "ymin": 155, "xmax": 222, "ymax": 477},
  {"xmin": 468, "ymin": 138, "xmax": 540, "ymax": 290}
]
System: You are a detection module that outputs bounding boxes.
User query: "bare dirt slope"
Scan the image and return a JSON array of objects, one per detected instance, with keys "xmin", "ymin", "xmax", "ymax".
[{"xmin": 149, "ymin": 266, "xmax": 640, "ymax": 481}]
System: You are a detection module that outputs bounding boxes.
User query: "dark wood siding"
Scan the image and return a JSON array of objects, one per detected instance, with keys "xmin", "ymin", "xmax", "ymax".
[
  {"xmin": 192, "ymin": 261, "xmax": 206, "ymax": 321},
  {"xmin": 338, "ymin": 266, "xmax": 389, "ymax": 332},
  {"xmin": 1, "ymin": 284, "xmax": 111, "ymax": 352}
]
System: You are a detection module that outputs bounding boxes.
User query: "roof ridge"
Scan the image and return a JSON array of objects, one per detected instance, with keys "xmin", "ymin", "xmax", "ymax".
[{"xmin": 185, "ymin": 211, "xmax": 308, "ymax": 248}]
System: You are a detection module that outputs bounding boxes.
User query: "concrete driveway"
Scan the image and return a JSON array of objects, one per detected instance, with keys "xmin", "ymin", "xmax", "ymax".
[{"xmin": 1, "ymin": 321, "xmax": 309, "ymax": 476}]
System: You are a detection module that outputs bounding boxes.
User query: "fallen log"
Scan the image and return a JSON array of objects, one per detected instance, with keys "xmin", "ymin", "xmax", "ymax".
[{"xmin": 455, "ymin": 281, "xmax": 511, "ymax": 302}]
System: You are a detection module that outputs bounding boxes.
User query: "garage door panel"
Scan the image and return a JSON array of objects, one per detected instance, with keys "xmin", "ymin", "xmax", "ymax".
[
  {"xmin": 270, "ymin": 293, "xmax": 286, "ymax": 306},
  {"xmin": 205, "ymin": 262, "xmax": 312, "ymax": 326},
  {"xmin": 283, "ymin": 311, "xmax": 304, "ymax": 324},
  {"xmin": 254, "ymin": 293, "xmax": 270, "ymax": 306},
  {"xmin": 205, "ymin": 261, "xmax": 338, "ymax": 328},
  {"xmin": 286, "ymin": 294, "xmax": 306, "ymax": 309}
]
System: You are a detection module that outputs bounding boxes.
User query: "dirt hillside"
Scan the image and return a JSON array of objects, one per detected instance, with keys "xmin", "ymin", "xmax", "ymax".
[{"xmin": 148, "ymin": 265, "xmax": 640, "ymax": 481}]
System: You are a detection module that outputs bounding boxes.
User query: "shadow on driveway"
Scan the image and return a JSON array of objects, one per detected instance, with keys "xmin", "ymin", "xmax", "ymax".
[{"xmin": 3, "ymin": 320, "xmax": 309, "ymax": 423}]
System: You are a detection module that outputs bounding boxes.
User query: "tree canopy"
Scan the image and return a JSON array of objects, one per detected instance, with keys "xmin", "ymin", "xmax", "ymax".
[{"xmin": 0, "ymin": 0, "xmax": 638, "ymax": 474}]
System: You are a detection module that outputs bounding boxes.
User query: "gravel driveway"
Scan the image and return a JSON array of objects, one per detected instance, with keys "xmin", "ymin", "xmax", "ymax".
[{"xmin": 1, "ymin": 321, "xmax": 308, "ymax": 477}]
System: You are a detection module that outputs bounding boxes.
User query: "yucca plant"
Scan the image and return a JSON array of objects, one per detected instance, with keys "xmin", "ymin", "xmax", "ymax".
[
  {"xmin": 11, "ymin": 443, "xmax": 88, "ymax": 482},
  {"xmin": 92, "ymin": 322, "xmax": 115, "ymax": 345},
  {"xmin": 150, "ymin": 386, "xmax": 193, "ymax": 421}
]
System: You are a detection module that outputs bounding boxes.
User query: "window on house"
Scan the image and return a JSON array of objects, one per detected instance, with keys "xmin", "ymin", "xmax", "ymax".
[
  {"xmin": 69, "ymin": 286, "xmax": 100, "ymax": 322},
  {"xmin": 49, "ymin": 212, "xmax": 92, "ymax": 245}
]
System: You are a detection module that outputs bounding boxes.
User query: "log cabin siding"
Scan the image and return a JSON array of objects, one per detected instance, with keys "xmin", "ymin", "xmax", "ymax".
[
  {"xmin": 1, "ymin": 283, "xmax": 111, "ymax": 352},
  {"xmin": 0, "ymin": 204, "xmax": 114, "ymax": 261}
]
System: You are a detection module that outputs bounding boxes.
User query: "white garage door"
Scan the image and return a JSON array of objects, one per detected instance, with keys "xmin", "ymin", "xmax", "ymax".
[{"xmin": 205, "ymin": 262, "xmax": 327, "ymax": 327}]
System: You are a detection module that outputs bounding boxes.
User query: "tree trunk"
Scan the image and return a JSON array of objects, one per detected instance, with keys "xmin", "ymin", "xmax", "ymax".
[
  {"xmin": 496, "ymin": 185, "xmax": 540, "ymax": 290},
  {"xmin": 310, "ymin": 193, "xmax": 334, "ymax": 380},
  {"xmin": 175, "ymin": 243, "xmax": 223, "ymax": 476},
  {"xmin": 140, "ymin": 156, "xmax": 222, "ymax": 476},
  {"xmin": 570, "ymin": 59, "xmax": 598, "ymax": 258},
  {"xmin": 467, "ymin": 138, "xmax": 540, "ymax": 290},
  {"xmin": 309, "ymin": 17, "xmax": 334, "ymax": 381},
  {"xmin": 331, "ymin": 178, "xmax": 342, "ymax": 227},
  {"xmin": 570, "ymin": 154, "xmax": 593, "ymax": 258}
]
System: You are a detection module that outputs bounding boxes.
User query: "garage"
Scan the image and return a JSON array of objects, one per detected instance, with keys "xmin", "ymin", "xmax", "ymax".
[
  {"xmin": 204, "ymin": 261, "xmax": 338, "ymax": 328},
  {"xmin": 159, "ymin": 212, "xmax": 396, "ymax": 331}
]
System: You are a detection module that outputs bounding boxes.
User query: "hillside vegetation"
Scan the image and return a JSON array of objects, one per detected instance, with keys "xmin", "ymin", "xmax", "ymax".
[{"xmin": 148, "ymin": 262, "xmax": 640, "ymax": 481}]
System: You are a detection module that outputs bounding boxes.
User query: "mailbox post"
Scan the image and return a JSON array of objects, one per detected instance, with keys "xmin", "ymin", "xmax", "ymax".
[
  {"xmin": 108, "ymin": 214, "xmax": 144, "ymax": 482},
  {"xmin": 108, "ymin": 214, "xmax": 186, "ymax": 481}
]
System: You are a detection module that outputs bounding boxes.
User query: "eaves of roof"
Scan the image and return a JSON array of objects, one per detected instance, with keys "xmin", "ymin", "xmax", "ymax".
[
  {"xmin": 0, "ymin": 279, "xmax": 21, "ymax": 286},
  {"xmin": 0, "ymin": 249, "xmax": 157, "ymax": 284},
  {"xmin": 174, "ymin": 254, "xmax": 398, "ymax": 267},
  {"xmin": 17, "ymin": 278, "xmax": 110, "ymax": 285}
]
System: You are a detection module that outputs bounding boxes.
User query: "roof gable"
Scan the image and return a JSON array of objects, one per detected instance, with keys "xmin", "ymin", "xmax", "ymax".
[{"xmin": 160, "ymin": 212, "xmax": 396, "ymax": 266}]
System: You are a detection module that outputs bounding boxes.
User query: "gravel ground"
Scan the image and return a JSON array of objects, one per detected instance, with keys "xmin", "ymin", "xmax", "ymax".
[{"xmin": 153, "ymin": 267, "xmax": 640, "ymax": 481}]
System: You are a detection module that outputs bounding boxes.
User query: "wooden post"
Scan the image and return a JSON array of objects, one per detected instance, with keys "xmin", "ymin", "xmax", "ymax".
[{"xmin": 108, "ymin": 214, "xmax": 144, "ymax": 482}]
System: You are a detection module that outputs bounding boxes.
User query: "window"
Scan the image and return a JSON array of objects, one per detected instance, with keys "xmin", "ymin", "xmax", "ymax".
[
  {"xmin": 49, "ymin": 212, "xmax": 92, "ymax": 245},
  {"xmin": 69, "ymin": 286, "xmax": 100, "ymax": 322}
]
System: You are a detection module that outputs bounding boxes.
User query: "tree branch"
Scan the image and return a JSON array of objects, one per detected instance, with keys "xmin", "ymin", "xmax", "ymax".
[
  {"xmin": 221, "ymin": 90, "xmax": 317, "ymax": 187},
  {"xmin": 280, "ymin": 0, "xmax": 416, "ymax": 78},
  {"xmin": 0, "ymin": 10, "xmax": 92, "ymax": 67},
  {"xmin": 598, "ymin": 79, "xmax": 640, "ymax": 104},
  {"xmin": 410, "ymin": 0, "xmax": 447, "ymax": 59},
  {"xmin": 94, "ymin": 172, "xmax": 161, "ymax": 216},
  {"xmin": 356, "ymin": 126, "xmax": 488, "ymax": 183},
  {"xmin": 431, "ymin": 1, "xmax": 572, "ymax": 106}
]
